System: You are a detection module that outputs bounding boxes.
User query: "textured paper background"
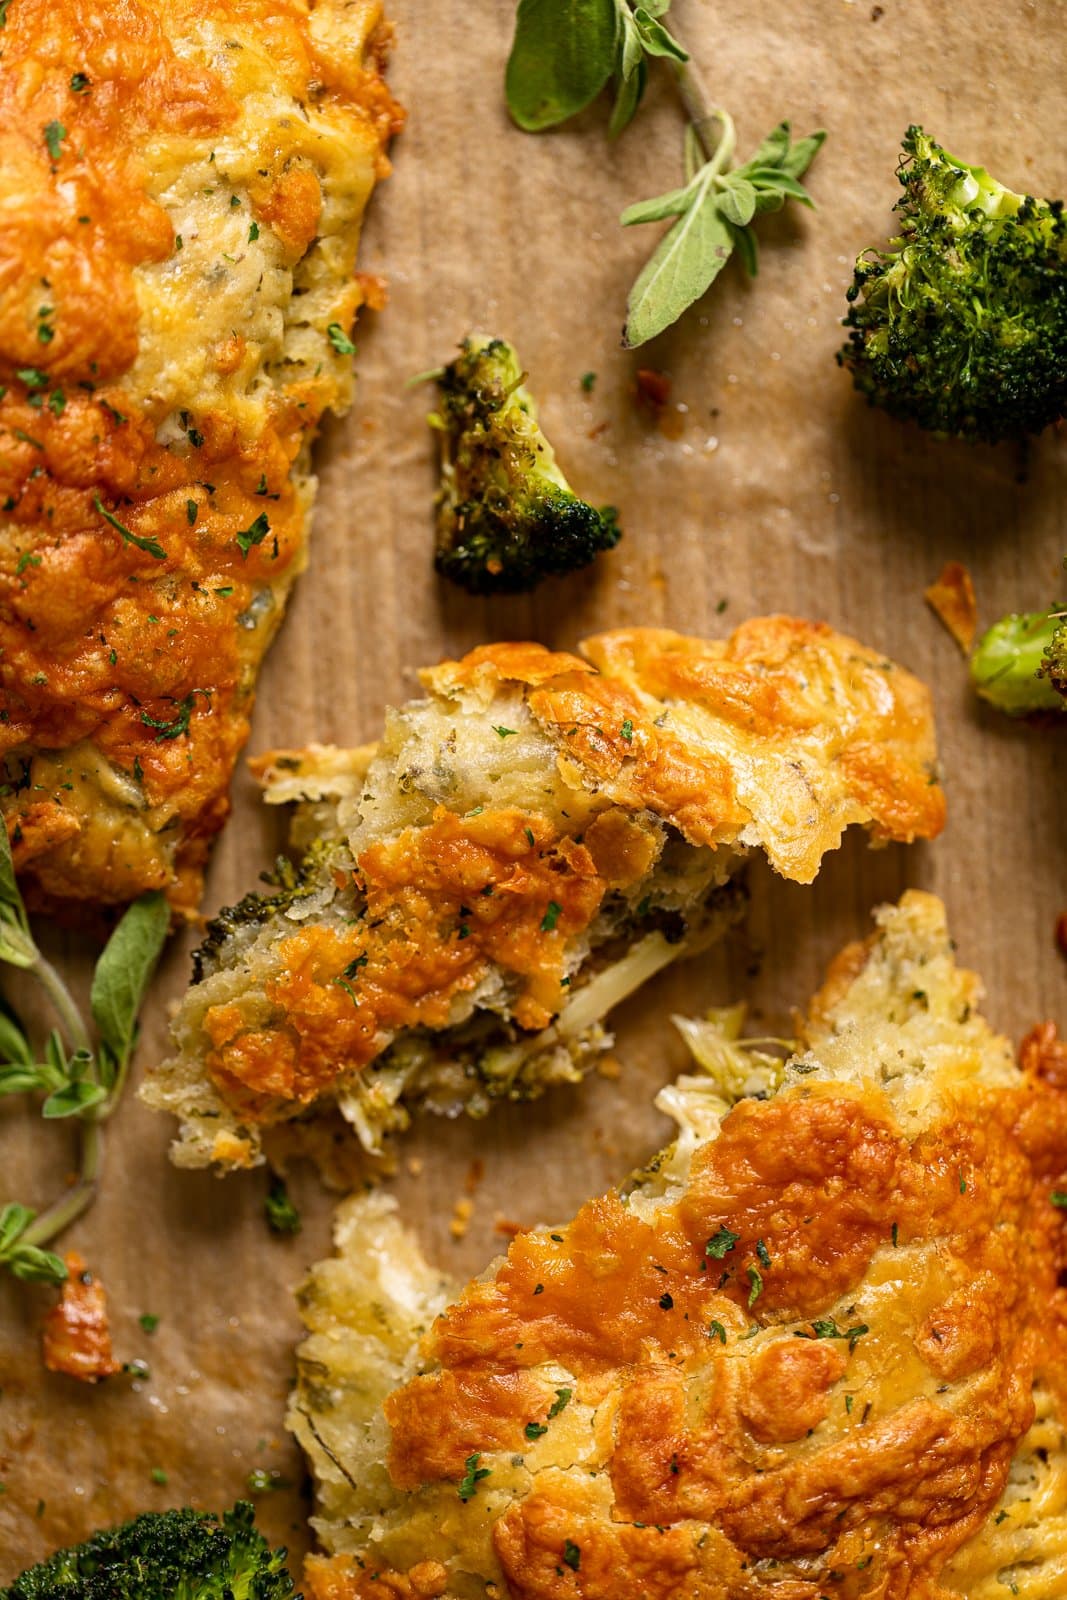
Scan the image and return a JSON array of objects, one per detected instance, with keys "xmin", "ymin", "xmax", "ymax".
[{"xmin": 2, "ymin": 0, "xmax": 1065, "ymax": 1577}]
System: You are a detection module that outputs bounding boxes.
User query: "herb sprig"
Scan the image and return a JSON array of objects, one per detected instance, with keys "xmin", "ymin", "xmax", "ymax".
[
  {"xmin": 505, "ymin": 1, "xmax": 825, "ymax": 346},
  {"xmin": 0, "ymin": 825, "xmax": 168, "ymax": 1286}
]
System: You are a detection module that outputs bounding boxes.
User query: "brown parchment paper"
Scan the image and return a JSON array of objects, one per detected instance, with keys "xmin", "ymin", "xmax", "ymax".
[{"xmin": 2, "ymin": 0, "xmax": 1066, "ymax": 1578}]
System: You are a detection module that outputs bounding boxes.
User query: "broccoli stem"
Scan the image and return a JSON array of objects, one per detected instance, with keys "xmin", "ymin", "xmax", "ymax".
[{"xmin": 971, "ymin": 610, "xmax": 1066, "ymax": 714}]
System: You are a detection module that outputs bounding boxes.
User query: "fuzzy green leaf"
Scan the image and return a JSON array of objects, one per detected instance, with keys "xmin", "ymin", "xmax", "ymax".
[
  {"xmin": 0, "ymin": 822, "xmax": 29, "ymax": 934},
  {"xmin": 717, "ymin": 177, "xmax": 757, "ymax": 227},
  {"xmin": 0, "ymin": 1004, "xmax": 33, "ymax": 1067},
  {"xmin": 747, "ymin": 122, "xmax": 791, "ymax": 168},
  {"xmin": 623, "ymin": 180, "xmax": 735, "ymax": 347},
  {"xmin": 0, "ymin": 1064, "xmax": 46, "ymax": 1096},
  {"xmin": 6, "ymin": 1244, "xmax": 68, "ymax": 1284},
  {"xmin": 506, "ymin": 0, "xmax": 618, "ymax": 131},
  {"xmin": 633, "ymin": 7, "xmax": 687, "ymax": 60},
  {"xmin": 621, "ymin": 179, "xmax": 698, "ymax": 225},
  {"xmin": 617, "ymin": 7, "xmax": 645, "ymax": 81},
  {"xmin": 0, "ymin": 923, "xmax": 37, "ymax": 969},
  {"xmin": 42, "ymin": 1079, "xmax": 108, "ymax": 1119},
  {"xmin": 608, "ymin": 53, "xmax": 646, "ymax": 138},
  {"xmin": 730, "ymin": 218, "xmax": 760, "ymax": 276},
  {"xmin": 778, "ymin": 128, "xmax": 826, "ymax": 180},
  {"xmin": 0, "ymin": 1203, "xmax": 35, "ymax": 1253},
  {"xmin": 90, "ymin": 891, "xmax": 169, "ymax": 1068}
]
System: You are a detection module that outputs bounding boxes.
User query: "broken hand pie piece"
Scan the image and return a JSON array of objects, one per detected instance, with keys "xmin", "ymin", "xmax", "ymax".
[
  {"xmin": 145, "ymin": 618, "xmax": 944, "ymax": 1167},
  {"xmin": 289, "ymin": 892, "xmax": 1067, "ymax": 1600},
  {"xmin": 0, "ymin": 0, "xmax": 401, "ymax": 914}
]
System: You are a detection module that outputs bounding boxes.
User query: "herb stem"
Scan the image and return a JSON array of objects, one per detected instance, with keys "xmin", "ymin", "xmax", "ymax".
[
  {"xmin": 31, "ymin": 953, "xmax": 92, "ymax": 1055},
  {"xmin": 20, "ymin": 1119, "xmax": 101, "ymax": 1250},
  {"xmin": 666, "ymin": 28, "xmax": 722, "ymax": 162}
]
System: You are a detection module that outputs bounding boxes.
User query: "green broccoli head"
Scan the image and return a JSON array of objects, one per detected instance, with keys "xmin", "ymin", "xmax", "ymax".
[
  {"xmin": 971, "ymin": 601, "xmax": 1067, "ymax": 716},
  {"xmin": 432, "ymin": 334, "xmax": 620, "ymax": 594},
  {"xmin": 2, "ymin": 1504, "xmax": 296, "ymax": 1600},
  {"xmin": 838, "ymin": 126, "xmax": 1067, "ymax": 442}
]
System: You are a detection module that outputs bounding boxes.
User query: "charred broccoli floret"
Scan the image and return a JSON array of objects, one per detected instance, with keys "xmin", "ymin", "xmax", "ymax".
[
  {"xmin": 2, "ymin": 1503, "xmax": 296, "ymax": 1600},
  {"xmin": 971, "ymin": 576, "xmax": 1067, "ymax": 715},
  {"xmin": 838, "ymin": 127, "xmax": 1067, "ymax": 442},
  {"xmin": 431, "ymin": 334, "xmax": 620, "ymax": 594}
]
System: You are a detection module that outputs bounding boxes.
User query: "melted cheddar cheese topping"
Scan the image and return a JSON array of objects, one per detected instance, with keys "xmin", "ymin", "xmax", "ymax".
[
  {"xmin": 0, "ymin": 0, "xmax": 401, "ymax": 911},
  {"xmin": 289, "ymin": 895, "xmax": 1067, "ymax": 1600}
]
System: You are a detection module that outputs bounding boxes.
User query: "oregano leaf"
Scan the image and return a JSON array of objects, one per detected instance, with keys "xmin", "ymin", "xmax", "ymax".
[
  {"xmin": 0, "ymin": 1202, "xmax": 35, "ymax": 1253},
  {"xmin": 42, "ymin": 1079, "xmax": 108, "ymax": 1119},
  {"xmin": 506, "ymin": 0, "xmax": 619, "ymax": 132},
  {"xmin": 6, "ymin": 1244, "xmax": 68, "ymax": 1284},
  {"xmin": 633, "ymin": 7, "xmax": 688, "ymax": 61},
  {"xmin": 730, "ymin": 219, "xmax": 760, "ymax": 276},
  {"xmin": 0, "ymin": 821, "xmax": 25, "ymax": 926},
  {"xmin": 0, "ymin": 1004, "xmax": 33, "ymax": 1066},
  {"xmin": 623, "ymin": 178, "xmax": 736, "ymax": 347},
  {"xmin": 748, "ymin": 122, "xmax": 791, "ymax": 169},
  {"xmin": 608, "ymin": 52, "xmax": 646, "ymax": 138},
  {"xmin": 617, "ymin": 6, "xmax": 645, "ymax": 81},
  {"xmin": 779, "ymin": 128, "xmax": 826, "ymax": 180},
  {"xmin": 621, "ymin": 180, "xmax": 697, "ymax": 226},
  {"xmin": 717, "ymin": 177, "xmax": 758, "ymax": 227},
  {"xmin": 90, "ymin": 891, "xmax": 169, "ymax": 1068}
]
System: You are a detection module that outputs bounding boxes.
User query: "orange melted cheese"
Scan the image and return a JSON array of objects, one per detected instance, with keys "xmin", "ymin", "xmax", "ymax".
[
  {"xmin": 0, "ymin": 0, "xmax": 401, "ymax": 913},
  {"xmin": 203, "ymin": 806, "xmax": 657, "ymax": 1113},
  {"xmin": 314, "ymin": 1070, "xmax": 1067, "ymax": 1599},
  {"xmin": 294, "ymin": 901, "xmax": 1067, "ymax": 1600}
]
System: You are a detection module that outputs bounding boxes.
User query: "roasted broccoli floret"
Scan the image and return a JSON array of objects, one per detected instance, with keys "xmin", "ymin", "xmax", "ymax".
[
  {"xmin": 432, "ymin": 334, "xmax": 620, "ymax": 594},
  {"xmin": 838, "ymin": 127, "xmax": 1067, "ymax": 442},
  {"xmin": 2, "ymin": 1503, "xmax": 296, "ymax": 1600},
  {"xmin": 971, "ymin": 584, "xmax": 1067, "ymax": 716}
]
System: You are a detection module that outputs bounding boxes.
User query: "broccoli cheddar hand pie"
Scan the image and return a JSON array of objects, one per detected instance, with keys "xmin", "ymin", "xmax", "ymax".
[
  {"xmin": 0, "ymin": 0, "xmax": 401, "ymax": 913},
  {"xmin": 290, "ymin": 893, "xmax": 1067, "ymax": 1600},
  {"xmin": 144, "ymin": 617, "xmax": 944, "ymax": 1167}
]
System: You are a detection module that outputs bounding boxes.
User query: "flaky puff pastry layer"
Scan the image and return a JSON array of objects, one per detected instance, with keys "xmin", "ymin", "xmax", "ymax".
[
  {"xmin": 0, "ymin": 0, "xmax": 401, "ymax": 913},
  {"xmin": 147, "ymin": 618, "xmax": 944, "ymax": 1168},
  {"xmin": 290, "ymin": 893, "xmax": 1067, "ymax": 1600}
]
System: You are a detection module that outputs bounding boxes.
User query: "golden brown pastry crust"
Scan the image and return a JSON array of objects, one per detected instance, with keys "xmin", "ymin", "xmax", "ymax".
[
  {"xmin": 0, "ymin": 0, "xmax": 401, "ymax": 913},
  {"xmin": 430, "ymin": 620, "xmax": 945, "ymax": 882},
  {"xmin": 193, "ymin": 618, "xmax": 943, "ymax": 1129},
  {"xmin": 292, "ymin": 895, "xmax": 1067, "ymax": 1600}
]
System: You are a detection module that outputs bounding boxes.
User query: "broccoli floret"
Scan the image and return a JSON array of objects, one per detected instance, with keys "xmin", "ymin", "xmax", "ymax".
[
  {"xmin": 838, "ymin": 126, "xmax": 1067, "ymax": 442},
  {"xmin": 971, "ymin": 602, "xmax": 1067, "ymax": 715},
  {"xmin": 2, "ymin": 1503, "xmax": 296, "ymax": 1600},
  {"xmin": 432, "ymin": 334, "xmax": 620, "ymax": 594},
  {"xmin": 192, "ymin": 846, "xmax": 333, "ymax": 984}
]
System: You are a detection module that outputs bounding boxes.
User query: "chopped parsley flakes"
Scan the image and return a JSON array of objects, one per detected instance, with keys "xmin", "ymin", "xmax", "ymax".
[
  {"xmin": 705, "ymin": 1225, "xmax": 739, "ymax": 1260},
  {"xmin": 457, "ymin": 1453, "xmax": 491, "ymax": 1502},
  {"xmin": 540, "ymin": 900, "xmax": 561, "ymax": 932},
  {"xmin": 547, "ymin": 1388, "xmax": 571, "ymax": 1419},
  {"xmin": 236, "ymin": 511, "xmax": 270, "ymax": 558},
  {"xmin": 93, "ymin": 494, "xmax": 167, "ymax": 560},
  {"xmin": 795, "ymin": 1317, "xmax": 869, "ymax": 1351},
  {"xmin": 327, "ymin": 322, "xmax": 357, "ymax": 355},
  {"xmin": 43, "ymin": 121, "xmax": 67, "ymax": 163}
]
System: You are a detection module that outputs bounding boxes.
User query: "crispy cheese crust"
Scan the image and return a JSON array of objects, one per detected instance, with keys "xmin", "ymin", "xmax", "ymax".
[
  {"xmin": 146, "ymin": 618, "xmax": 944, "ymax": 1167},
  {"xmin": 290, "ymin": 894, "xmax": 1067, "ymax": 1600},
  {"xmin": 0, "ymin": 0, "xmax": 401, "ymax": 913}
]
